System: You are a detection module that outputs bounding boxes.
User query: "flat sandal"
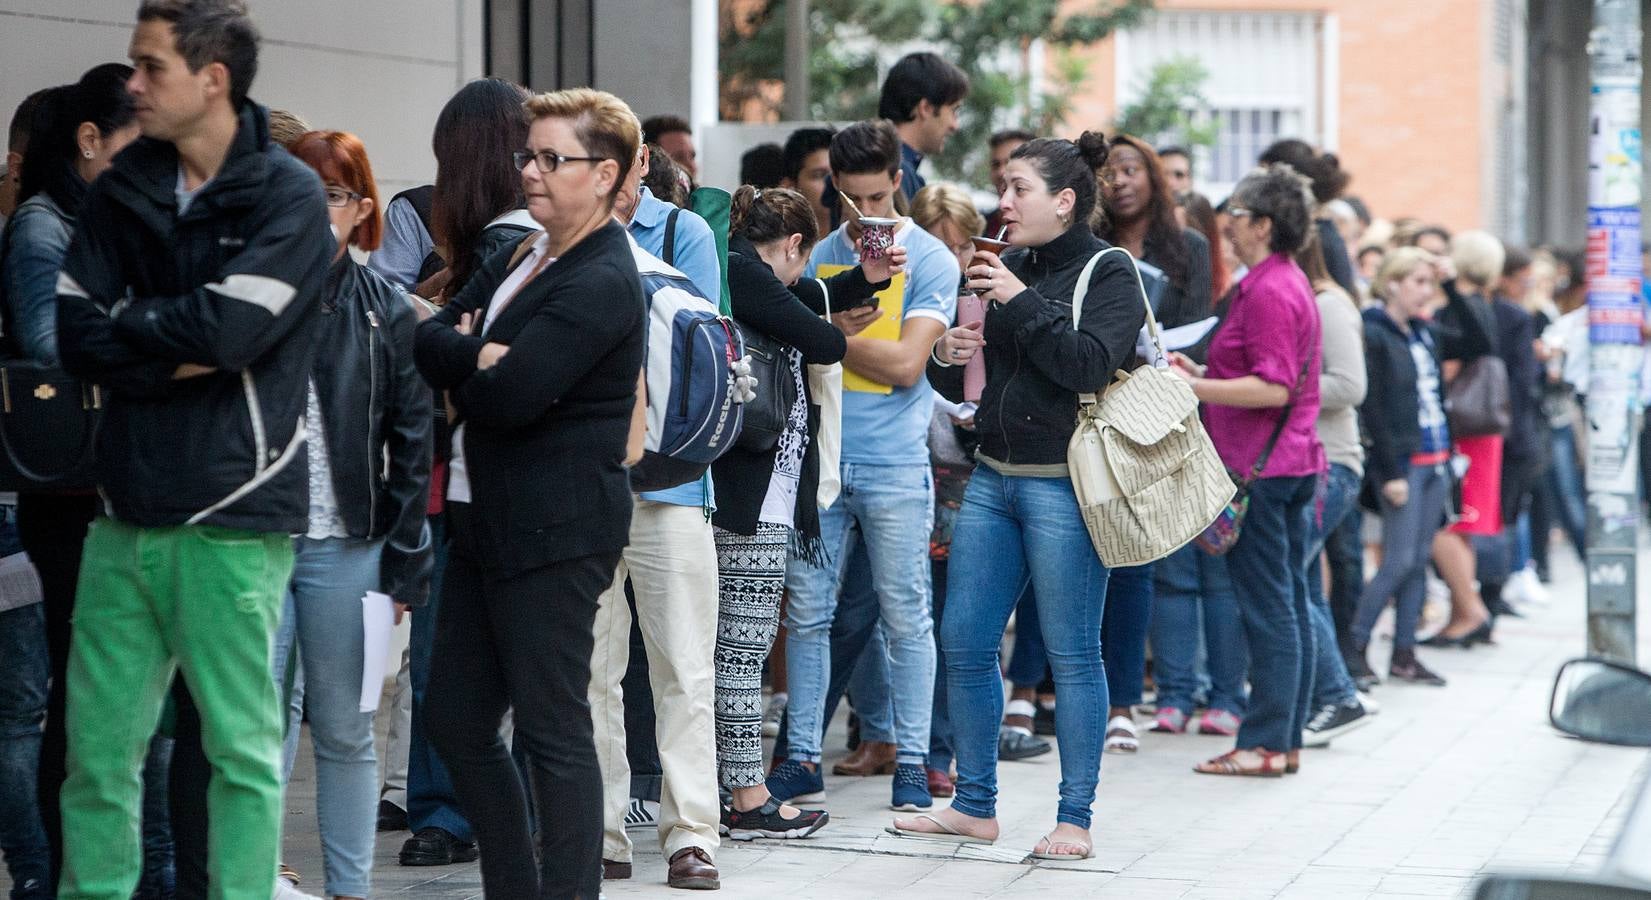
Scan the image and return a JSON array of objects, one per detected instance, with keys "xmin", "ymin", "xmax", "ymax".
[{"xmin": 1193, "ymin": 748, "xmax": 1287, "ymax": 778}]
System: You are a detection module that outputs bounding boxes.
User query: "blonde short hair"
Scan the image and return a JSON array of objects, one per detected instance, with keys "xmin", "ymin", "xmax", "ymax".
[
  {"xmin": 1451, "ymin": 230, "xmax": 1506, "ymax": 289},
  {"xmin": 522, "ymin": 88, "xmax": 640, "ymax": 190},
  {"xmin": 1371, "ymin": 246, "xmax": 1436, "ymax": 302},
  {"xmin": 910, "ymin": 183, "xmax": 985, "ymax": 240}
]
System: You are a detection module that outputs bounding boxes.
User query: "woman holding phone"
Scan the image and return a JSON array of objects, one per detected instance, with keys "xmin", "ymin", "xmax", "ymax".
[{"xmin": 893, "ymin": 132, "xmax": 1144, "ymax": 860}]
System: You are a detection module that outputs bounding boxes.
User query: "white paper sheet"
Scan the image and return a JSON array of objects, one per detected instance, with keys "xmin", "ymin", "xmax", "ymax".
[
  {"xmin": 1138, "ymin": 316, "xmax": 1220, "ymax": 362},
  {"xmin": 932, "ymin": 396, "xmax": 978, "ymax": 421},
  {"xmin": 360, "ymin": 591, "xmax": 396, "ymax": 713}
]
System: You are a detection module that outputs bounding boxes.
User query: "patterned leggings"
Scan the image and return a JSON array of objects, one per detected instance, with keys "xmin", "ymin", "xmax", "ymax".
[{"xmin": 712, "ymin": 522, "xmax": 790, "ymax": 788}]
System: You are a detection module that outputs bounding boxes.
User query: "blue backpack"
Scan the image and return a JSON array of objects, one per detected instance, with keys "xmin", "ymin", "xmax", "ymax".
[{"xmin": 626, "ymin": 238, "xmax": 746, "ymax": 491}]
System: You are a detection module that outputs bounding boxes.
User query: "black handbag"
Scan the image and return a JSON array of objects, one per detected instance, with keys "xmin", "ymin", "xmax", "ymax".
[
  {"xmin": 733, "ymin": 327, "xmax": 797, "ymax": 452},
  {"xmin": 0, "ymin": 358, "xmax": 102, "ymax": 491}
]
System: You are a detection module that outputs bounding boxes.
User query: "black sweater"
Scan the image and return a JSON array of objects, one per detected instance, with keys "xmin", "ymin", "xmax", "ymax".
[
  {"xmin": 414, "ymin": 220, "xmax": 644, "ymax": 577},
  {"xmin": 712, "ymin": 235, "xmax": 882, "ymax": 537},
  {"xmin": 976, "ymin": 224, "xmax": 1145, "ymax": 466}
]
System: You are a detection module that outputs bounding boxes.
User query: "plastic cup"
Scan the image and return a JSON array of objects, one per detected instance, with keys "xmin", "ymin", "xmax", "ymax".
[{"xmin": 859, "ymin": 217, "xmax": 899, "ymax": 260}]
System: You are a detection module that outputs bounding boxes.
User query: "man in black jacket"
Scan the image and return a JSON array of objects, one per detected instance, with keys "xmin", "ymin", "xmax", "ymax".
[{"xmin": 53, "ymin": 2, "xmax": 332, "ymax": 897}]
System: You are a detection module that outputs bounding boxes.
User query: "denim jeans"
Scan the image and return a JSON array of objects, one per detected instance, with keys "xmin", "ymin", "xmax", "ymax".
[
  {"xmin": 784, "ymin": 463, "xmax": 936, "ymax": 767},
  {"xmin": 843, "ymin": 558, "xmax": 894, "ymax": 745},
  {"xmin": 270, "ymin": 536, "xmax": 384, "ymax": 898},
  {"xmin": 133, "ymin": 735, "xmax": 174, "ymax": 900},
  {"xmin": 1547, "ymin": 423, "xmax": 1587, "ymax": 558},
  {"xmin": 1356, "ymin": 463, "xmax": 1451, "ymax": 651},
  {"xmin": 0, "ymin": 602, "xmax": 50, "ymax": 899},
  {"xmin": 1101, "ymin": 565, "xmax": 1153, "ymax": 708},
  {"xmin": 1227, "ymin": 475, "xmax": 1317, "ymax": 753},
  {"xmin": 408, "ymin": 513, "xmax": 474, "ymax": 841},
  {"xmin": 1150, "ymin": 544, "xmax": 1248, "ymax": 716},
  {"xmin": 769, "ymin": 540, "xmax": 880, "ymax": 763},
  {"xmin": 943, "ymin": 467, "xmax": 1109, "ymax": 829},
  {"xmin": 1307, "ymin": 464, "xmax": 1361, "ymax": 708}
]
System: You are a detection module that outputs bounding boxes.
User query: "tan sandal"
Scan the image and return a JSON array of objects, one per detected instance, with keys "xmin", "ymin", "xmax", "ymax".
[
  {"xmin": 1030, "ymin": 832, "xmax": 1092, "ymax": 860},
  {"xmin": 1193, "ymin": 748, "xmax": 1287, "ymax": 777}
]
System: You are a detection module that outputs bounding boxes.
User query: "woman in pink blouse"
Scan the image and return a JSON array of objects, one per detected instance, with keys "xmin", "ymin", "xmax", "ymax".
[{"xmin": 1171, "ymin": 167, "xmax": 1325, "ymax": 777}]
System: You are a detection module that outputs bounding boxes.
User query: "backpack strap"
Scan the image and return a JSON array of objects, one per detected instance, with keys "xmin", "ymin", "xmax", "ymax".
[
  {"xmin": 663, "ymin": 207, "xmax": 681, "ymax": 268},
  {"xmin": 1071, "ymin": 246, "xmax": 1160, "ymax": 406},
  {"xmin": 505, "ymin": 231, "xmax": 542, "ymax": 272}
]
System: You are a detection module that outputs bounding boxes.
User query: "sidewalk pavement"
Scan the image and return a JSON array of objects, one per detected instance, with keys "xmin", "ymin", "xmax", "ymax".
[{"xmin": 33, "ymin": 543, "xmax": 1650, "ymax": 899}]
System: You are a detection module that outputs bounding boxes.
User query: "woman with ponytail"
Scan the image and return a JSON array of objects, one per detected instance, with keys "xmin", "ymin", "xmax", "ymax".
[
  {"xmin": 711, "ymin": 185, "xmax": 897, "ymax": 840},
  {"xmin": 892, "ymin": 132, "xmax": 1144, "ymax": 860}
]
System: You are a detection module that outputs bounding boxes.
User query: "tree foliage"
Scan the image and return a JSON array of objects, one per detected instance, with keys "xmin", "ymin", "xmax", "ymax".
[
  {"xmin": 719, "ymin": 0, "xmax": 1156, "ymax": 186},
  {"xmin": 1113, "ymin": 57, "xmax": 1218, "ymax": 149}
]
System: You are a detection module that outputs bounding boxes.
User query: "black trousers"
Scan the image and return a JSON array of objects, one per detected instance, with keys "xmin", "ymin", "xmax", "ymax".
[
  {"xmin": 16, "ymin": 492, "xmax": 98, "ymax": 888},
  {"xmin": 425, "ymin": 503, "xmax": 619, "ymax": 900},
  {"xmin": 621, "ymin": 583, "xmax": 662, "ymax": 803}
]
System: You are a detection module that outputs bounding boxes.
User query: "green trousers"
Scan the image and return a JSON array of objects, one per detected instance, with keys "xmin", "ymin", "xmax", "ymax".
[{"xmin": 59, "ymin": 517, "xmax": 293, "ymax": 900}]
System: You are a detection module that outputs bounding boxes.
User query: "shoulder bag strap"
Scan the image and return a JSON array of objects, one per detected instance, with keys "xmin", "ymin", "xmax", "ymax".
[
  {"xmin": 1244, "ymin": 354, "xmax": 1312, "ymax": 482},
  {"xmin": 1071, "ymin": 246, "xmax": 1161, "ymax": 406},
  {"xmin": 663, "ymin": 207, "xmax": 681, "ymax": 268}
]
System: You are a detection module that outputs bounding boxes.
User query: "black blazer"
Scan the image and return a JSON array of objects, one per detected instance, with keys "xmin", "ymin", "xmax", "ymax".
[
  {"xmin": 1361, "ymin": 305, "xmax": 1446, "ymax": 486},
  {"xmin": 414, "ymin": 220, "xmax": 644, "ymax": 577}
]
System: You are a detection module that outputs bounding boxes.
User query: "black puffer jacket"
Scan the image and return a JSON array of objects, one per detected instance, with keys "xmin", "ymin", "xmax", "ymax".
[
  {"xmin": 56, "ymin": 101, "xmax": 333, "ymax": 532},
  {"xmin": 976, "ymin": 224, "xmax": 1145, "ymax": 466},
  {"xmin": 312, "ymin": 258, "xmax": 433, "ymax": 604}
]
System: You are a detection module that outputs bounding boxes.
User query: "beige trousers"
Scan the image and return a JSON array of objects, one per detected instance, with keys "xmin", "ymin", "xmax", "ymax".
[{"xmin": 589, "ymin": 499, "xmax": 722, "ymax": 863}]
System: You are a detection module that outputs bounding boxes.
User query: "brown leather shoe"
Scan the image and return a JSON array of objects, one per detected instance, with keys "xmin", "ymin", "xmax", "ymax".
[
  {"xmin": 667, "ymin": 846, "xmax": 720, "ymax": 890},
  {"xmin": 831, "ymin": 739, "xmax": 896, "ymax": 776},
  {"xmin": 602, "ymin": 858, "xmax": 632, "ymax": 880}
]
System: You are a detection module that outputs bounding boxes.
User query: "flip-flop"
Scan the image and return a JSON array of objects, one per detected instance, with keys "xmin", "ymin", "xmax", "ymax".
[
  {"xmin": 884, "ymin": 813, "xmax": 996, "ymax": 845},
  {"xmin": 1030, "ymin": 832, "xmax": 1093, "ymax": 861}
]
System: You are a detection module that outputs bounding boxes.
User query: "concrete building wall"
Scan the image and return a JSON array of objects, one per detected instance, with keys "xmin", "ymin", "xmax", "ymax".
[{"xmin": 0, "ymin": 0, "xmax": 487, "ymax": 194}]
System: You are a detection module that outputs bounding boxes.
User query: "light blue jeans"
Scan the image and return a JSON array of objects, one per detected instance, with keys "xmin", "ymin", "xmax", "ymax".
[
  {"xmin": 1150, "ymin": 544, "xmax": 1248, "ymax": 717},
  {"xmin": 783, "ymin": 462, "xmax": 936, "ymax": 767},
  {"xmin": 942, "ymin": 467, "xmax": 1109, "ymax": 830},
  {"xmin": 272, "ymin": 536, "xmax": 384, "ymax": 899}
]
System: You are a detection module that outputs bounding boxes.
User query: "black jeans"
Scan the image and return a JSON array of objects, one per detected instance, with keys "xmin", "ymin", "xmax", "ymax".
[
  {"xmin": 16, "ymin": 492, "xmax": 98, "ymax": 889},
  {"xmin": 621, "ymin": 584, "xmax": 662, "ymax": 803},
  {"xmin": 426, "ymin": 503, "xmax": 619, "ymax": 900}
]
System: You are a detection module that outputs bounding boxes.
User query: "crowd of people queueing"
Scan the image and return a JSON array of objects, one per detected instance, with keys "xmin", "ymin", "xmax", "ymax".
[{"xmin": 0, "ymin": 2, "xmax": 1600, "ymax": 898}]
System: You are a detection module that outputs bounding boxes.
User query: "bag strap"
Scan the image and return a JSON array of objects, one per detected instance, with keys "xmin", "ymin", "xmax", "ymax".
[
  {"xmin": 1243, "ymin": 355, "xmax": 1312, "ymax": 483},
  {"xmin": 663, "ymin": 207, "xmax": 681, "ymax": 268},
  {"xmin": 505, "ymin": 231, "xmax": 541, "ymax": 272},
  {"xmin": 1071, "ymin": 246, "xmax": 1163, "ymax": 406},
  {"xmin": 815, "ymin": 277, "xmax": 831, "ymax": 318}
]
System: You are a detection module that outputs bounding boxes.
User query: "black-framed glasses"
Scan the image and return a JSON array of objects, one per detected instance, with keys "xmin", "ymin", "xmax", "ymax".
[
  {"xmin": 513, "ymin": 148, "xmax": 607, "ymax": 174},
  {"xmin": 324, "ymin": 187, "xmax": 362, "ymax": 208}
]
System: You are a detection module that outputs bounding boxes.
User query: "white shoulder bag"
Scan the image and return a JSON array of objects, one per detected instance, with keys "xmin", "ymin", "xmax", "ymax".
[
  {"xmin": 808, "ymin": 277, "xmax": 844, "ymax": 508},
  {"xmin": 1066, "ymin": 248, "xmax": 1235, "ymax": 567}
]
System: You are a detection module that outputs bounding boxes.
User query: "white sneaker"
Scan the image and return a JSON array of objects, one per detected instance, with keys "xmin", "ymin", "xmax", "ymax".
[
  {"xmin": 273, "ymin": 879, "xmax": 323, "ymax": 900},
  {"xmin": 623, "ymin": 798, "xmax": 660, "ymax": 830},
  {"xmin": 1508, "ymin": 567, "xmax": 1550, "ymax": 607},
  {"xmin": 762, "ymin": 692, "xmax": 788, "ymax": 738},
  {"xmin": 1355, "ymin": 691, "xmax": 1381, "ymax": 716}
]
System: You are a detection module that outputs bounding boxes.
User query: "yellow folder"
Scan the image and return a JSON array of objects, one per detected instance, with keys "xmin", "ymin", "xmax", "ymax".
[{"xmin": 817, "ymin": 264, "xmax": 905, "ymax": 394}]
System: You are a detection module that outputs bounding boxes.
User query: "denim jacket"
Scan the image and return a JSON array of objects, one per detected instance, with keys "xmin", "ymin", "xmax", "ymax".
[{"xmin": 1, "ymin": 192, "xmax": 73, "ymax": 365}]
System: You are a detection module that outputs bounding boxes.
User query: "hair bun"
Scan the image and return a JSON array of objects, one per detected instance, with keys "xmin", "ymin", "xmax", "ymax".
[{"xmin": 1076, "ymin": 130, "xmax": 1109, "ymax": 170}]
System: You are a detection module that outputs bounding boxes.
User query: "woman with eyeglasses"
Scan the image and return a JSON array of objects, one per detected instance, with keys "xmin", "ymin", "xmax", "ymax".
[
  {"xmin": 1170, "ymin": 166, "xmax": 1324, "ymax": 778},
  {"xmin": 266, "ymin": 130, "xmax": 432, "ymax": 900},
  {"xmin": 414, "ymin": 88, "xmax": 647, "ymax": 900}
]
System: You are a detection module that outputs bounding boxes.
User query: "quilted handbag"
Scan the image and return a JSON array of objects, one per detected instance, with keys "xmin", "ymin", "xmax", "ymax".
[{"xmin": 1066, "ymin": 248, "xmax": 1234, "ymax": 567}]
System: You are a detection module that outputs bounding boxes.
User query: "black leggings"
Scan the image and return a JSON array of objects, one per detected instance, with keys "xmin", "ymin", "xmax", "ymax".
[{"xmin": 425, "ymin": 503, "xmax": 620, "ymax": 900}]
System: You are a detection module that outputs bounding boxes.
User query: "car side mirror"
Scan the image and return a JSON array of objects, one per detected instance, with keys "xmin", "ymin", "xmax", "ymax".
[
  {"xmin": 1475, "ymin": 875, "xmax": 1651, "ymax": 899},
  {"xmin": 1549, "ymin": 658, "xmax": 1651, "ymax": 747}
]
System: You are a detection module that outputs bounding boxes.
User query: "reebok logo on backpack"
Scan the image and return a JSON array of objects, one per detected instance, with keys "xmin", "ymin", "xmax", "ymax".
[{"xmin": 628, "ymin": 237, "xmax": 748, "ymax": 492}]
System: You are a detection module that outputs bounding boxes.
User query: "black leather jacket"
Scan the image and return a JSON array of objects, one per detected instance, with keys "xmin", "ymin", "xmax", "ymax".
[{"xmin": 313, "ymin": 258, "xmax": 434, "ymax": 604}]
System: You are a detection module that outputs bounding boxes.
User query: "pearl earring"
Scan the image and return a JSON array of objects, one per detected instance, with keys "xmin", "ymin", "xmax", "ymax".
[{"xmin": 83, "ymin": 150, "xmax": 94, "ymax": 159}]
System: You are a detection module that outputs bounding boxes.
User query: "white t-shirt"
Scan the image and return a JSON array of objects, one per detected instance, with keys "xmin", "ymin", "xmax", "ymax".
[{"xmin": 447, "ymin": 233, "xmax": 553, "ymax": 504}]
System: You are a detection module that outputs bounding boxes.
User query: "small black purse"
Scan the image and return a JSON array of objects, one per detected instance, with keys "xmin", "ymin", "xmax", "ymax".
[
  {"xmin": 733, "ymin": 327, "xmax": 797, "ymax": 452},
  {"xmin": 0, "ymin": 358, "xmax": 102, "ymax": 491}
]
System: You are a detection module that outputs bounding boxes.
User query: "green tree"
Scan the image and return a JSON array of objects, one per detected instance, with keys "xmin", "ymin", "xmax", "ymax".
[
  {"xmin": 1112, "ymin": 57, "xmax": 1217, "ymax": 148},
  {"xmin": 718, "ymin": 0, "xmax": 1155, "ymax": 187}
]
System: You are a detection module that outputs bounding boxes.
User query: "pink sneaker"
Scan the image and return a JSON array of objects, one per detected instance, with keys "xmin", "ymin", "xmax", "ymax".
[
  {"xmin": 1197, "ymin": 709, "xmax": 1241, "ymax": 736},
  {"xmin": 1151, "ymin": 707, "xmax": 1188, "ymax": 734}
]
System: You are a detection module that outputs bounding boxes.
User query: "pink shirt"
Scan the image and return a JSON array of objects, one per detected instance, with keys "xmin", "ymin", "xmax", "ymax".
[{"xmin": 1204, "ymin": 253, "xmax": 1326, "ymax": 479}]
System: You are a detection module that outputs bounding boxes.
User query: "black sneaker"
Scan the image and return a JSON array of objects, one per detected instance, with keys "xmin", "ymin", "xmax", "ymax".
[
  {"xmin": 1033, "ymin": 702, "xmax": 1057, "ymax": 737},
  {"xmin": 399, "ymin": 827, "xmax": 479, "ymax": 866},
  {"xmin": 1302, "ymin": 701, "xmax": 1371, "ymax": 748},
  {"xmin": 724, "ymin": 797, "xmax": 829, "ymax": 841}
]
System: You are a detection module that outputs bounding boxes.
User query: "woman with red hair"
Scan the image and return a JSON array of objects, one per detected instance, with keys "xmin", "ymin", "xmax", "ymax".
[{"xmin": 271, "ymin": 130, "xmax": 433, "ymax": 900}]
